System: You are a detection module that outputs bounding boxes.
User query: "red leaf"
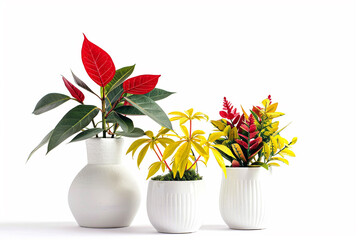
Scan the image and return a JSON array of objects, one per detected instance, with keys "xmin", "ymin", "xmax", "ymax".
[
  {"xmin": 238, "ymin": 133, "xmax": 248, "ymax": 140},
  {"xmin": 123, "ymin": 74, "xmax": 160, "ymax": 94},
  {"xmin": 235, "ymin": 139, "xmax": 248, "ymax": 149},
  {"xmin": 219, "ymin": 111, "xmax": 228, "ymax": 119},
  {"xmin": 240, "ymin": 124, "xmax": 249, "ymax": 132},
  {"xmin": 232, "ymin": 160, "xmax": 240, "ymax": 167},
  {"xmin": 249, "ymin": 124, "xmax": 257, "ymax": 133},
  {"xmin": 81, "ymin": 34, "xmax": 115, "ymax": 87},
  {"xmin": 249, "ymin": 131, "xmax": 259, "ymax": 139},
  {"xmin": 233, "ymin": 114, "xmax": 240, "ymax": 125},
  {"xmin": 62, "ymin": 76, "xmax": 84, "ymax": 103},
  {"xmin": 124, "ymin": 100, "xmax": 131, "ymax": 106}
]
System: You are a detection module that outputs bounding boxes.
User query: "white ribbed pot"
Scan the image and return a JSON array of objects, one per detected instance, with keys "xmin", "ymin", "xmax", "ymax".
[
  {"xmin": 219, "ymin": 167, "xmax": 271, "ymax": 229},
  {"xmin": 68, "ymin": 138, "xmax": 141, "ymax": 228},
  {"xmin": 147, "ymin": 180, "xmax": 205, "ymax": 233}
]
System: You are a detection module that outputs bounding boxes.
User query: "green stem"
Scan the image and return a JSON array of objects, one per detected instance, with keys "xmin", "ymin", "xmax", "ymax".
[{"xmin": 102, "ymin": 88, "xmax": 106, "ymax": 138}]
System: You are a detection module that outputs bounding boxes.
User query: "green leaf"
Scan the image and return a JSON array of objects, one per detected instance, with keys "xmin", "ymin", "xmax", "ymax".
[
  {"xmin": 107, "ymin": 112, "xmax": 134, "ymax": 132},
  {"xmin": 105, "ymin": 65, "xmax": 135, "ymax": 94},
  {"xmin": 47, "ymin": 105, "xmax": 99, "ymax": 153},
  {"xmin": 114, "ymin": 106, "xmax": 144, "ymax": 115},
  {"xmin": 71, "ymin": 70, "xmax": 98, "ymax": 97},
  {"xmin": 116, "ymin": 127, "xmax": 145, "ymax": 138},
  {"xmin": 69, "ymin": 128, "xmax": 103, "ymax": 143},
  {"xmin": 249, "ymin": 109, "xmax": 260, "ymax": 123},
  {"xmin": 105, "ymin": 86, "xmax": 124, "ymax": 111},
  {"xmin": 27, "ymin": 130, "xmax": 53, "ymax": 162},
  {"xmin": 124, "ymin": 95, "xmax": 172, "ymax": 130},
  {"xmin": 33, "ymin": 93, "xmax": 70, "ymax": 115},
  {"xmin": 144, "ymin": 88, "xmax": 175, "ymax": 101}
]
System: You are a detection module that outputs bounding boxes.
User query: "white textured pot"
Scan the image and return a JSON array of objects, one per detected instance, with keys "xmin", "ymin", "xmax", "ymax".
[
  {"xmin": 219, "ymin": 167, "xmax": 271, "ymax": 229},
  {"xmin": 68, "ymin": 138, "xmax": 141, "ymax": 228},
  {"xmin": 147, "ymin": 180, "xmax": 205, "ymax": 233}
]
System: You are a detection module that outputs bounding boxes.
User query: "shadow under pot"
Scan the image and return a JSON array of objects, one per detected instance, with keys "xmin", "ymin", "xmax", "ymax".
[
  {"xmin": 219, "ymin": 167, "xmax": 271, "ymax": 230},
  {"xmin": 68, "ymin": 138, "xmax": 141, "ymax": 228},
  {"xmin": 147, "ymin": 179, "xmax": 205, "ymax": 233}
]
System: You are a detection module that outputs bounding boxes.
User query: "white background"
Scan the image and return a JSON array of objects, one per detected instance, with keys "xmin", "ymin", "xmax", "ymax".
[{"xmin": 0, "ymin": 0, "xmax": 359, "ymax": 239}]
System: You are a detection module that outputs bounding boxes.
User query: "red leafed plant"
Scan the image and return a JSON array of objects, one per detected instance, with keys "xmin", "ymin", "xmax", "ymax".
[
  {"xmin": 211, "ymin": 96, "xmax": 297, "ymax": 170},
  {"xmin": 231, "ymin": 115, "xmax": 263, "ymax": 167},
  {"xmin": 28, "ymin": 34, "xmax": 174, "ymax": 161}
]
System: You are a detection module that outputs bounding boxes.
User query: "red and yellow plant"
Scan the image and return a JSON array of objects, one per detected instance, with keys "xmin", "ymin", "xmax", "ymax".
[
  {"xmin": 28, "ymin": 34, "xmax": 173, "ymax": 160},
  {"xmin": 127, "ymin": 109, "xmax": 234, "ymax": 180},
  {"xmin": 211, "ymin": 96, "xmax": 297, "ymax": 169}
]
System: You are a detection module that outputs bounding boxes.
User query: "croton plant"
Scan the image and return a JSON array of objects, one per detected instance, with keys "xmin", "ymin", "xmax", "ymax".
[
  {"xmin": 28, "ymin": 34, "xmax": 173, "ymax": 160},
  {"xmin": 211, "ymin": 95, "xmax": 297, "ymax": 169},
  {"xmin": 127, "ymin": 109, "xmax": 234, "ymax": 180}
]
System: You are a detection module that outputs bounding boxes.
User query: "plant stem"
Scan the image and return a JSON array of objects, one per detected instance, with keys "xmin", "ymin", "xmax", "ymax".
[
  {"xmin": 189, "ymin": 119, "xmax": 192, "ymax": 138},
  {"xmin": 187, "ymin": 155, "xmax": 201, "ymax": 170},
  {"xmin": 155, "ymin": 142, "xmax": 163, "ymax": 157},
  {"xmin": 105, "ymin": 92, "xmax": 125, "ymax": 118},
  {"xmin": 102, "ymin": 88, "xmax": 106, "ymax": 138},
  {"xmin": 154, "ymin": 145, "xmax": 171, "ymax": 172}
]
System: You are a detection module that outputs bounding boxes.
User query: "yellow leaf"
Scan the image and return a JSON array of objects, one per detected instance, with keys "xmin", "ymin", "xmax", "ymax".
[
  {"xmin": 231, "ymin": 143, "xmax": 246, "ymax": 162},
  {"xmin": 275, "ymin": 135, "xmax": 286, "ymax": 149},
  {"xmin": 137, "ymin": 143, "xmax": 150, "ymax": 168},
  {"xmin": 146, "ymin": 162, "xmax": 161, "ymax": 180},
  {"xmin": 263, "ymin": 142, "xmax": 270, "ymax": 161},
  {"xmin": 191, "ymin": 140, "xmax": 208, "ymax": 158},
  {"xmin": 185, "ymin": 108, "xmax": 194, "ymax": 116},
  {"xmin": 268, "ymin": 162, "xmax": 280, "ymax": 167},
  {"xmin": 270, "ymin": 157, "xmax": 289, "ymax": 165},
  {"xmin": 170, "ymin": 116, "xmax": 183, "ymax": 121},
  {"xmin": 156, "ymin": 128, "xmax": 170, "ymax": 137},
  {"xmin": 203, "ymin": 145, "xmax": 210, "ymax": 164},
  {"xmin": 211, "ymin": 120, "xmax": 227, "ymax": 131},
  {"xmin": 194, "ymin": 112, "xmax": 209, "ymax": 121},
  {"xmin": 229, "ymin": 127, "xmax": 239, "ymax": 141},
  {"xmin": 163, "ymin": 141, "xmax": 183, "ymax": 161},
  {"xmin": 169, "ymin": 111, "xmax": 187, "ymax": 117},
  {"xmin": 262, "ymin": 99, "xmax": 270, "ymax": 108},
  {"xmin": 213, "ymin": 144, "xmax": 235, "ymax": 158},
  {"xmin": 145, "ymin": 131, "xmax": 153, "ymax": 138},
  {"xmin": 274, "ymin": 122, "xmax": 292, "ymax": 135},
  {"xmin": 290, "ymin": 137, "xmax": 297, "ymax": 145},
  {"xmin": 157, "ymin": 138, "xmax": 175, "ymax": 148},
  {"xmin": 208, "ymin": 132, "xmax": 225, "ymax": 143},
  {"xmin": 267, "ymin": 102, "xmax": 278, "ymax": 113},
  {"xmin": 240, "ymin": 105, "xmax": 249, "ymax": 120},
  {"xmin": 281, "ymin": 148, "xmax": 296, "ymax": 157},
  {"xmin": 211, "ymin": 148, "xmax": 227, "ymax": 178},
  {"xmin": 174, "ymin": 142, "xmax": 191, "ymax": 178},
  {"xmin": 172, "ymin": 159, "xmax": 178, "ymax": 178},
  {"xmin": 179, "ymin": 117, "xmax": 189, "ymax": 125},
  {"xmin": 267, "ymin": 112, "xmax": 284, "ymax": 119},
  {"xmin": 223, "ymin": 125, "xmax": 231, "ymax": 136},
  {"xmin": 126, "ymin": 138, "xmax": 149, "ymax": 156},
  {"xmin": 180, "ymin": 125, "xmax": 189, "ymax": 137},
  {"xmin": 187, "ymin": 160, "xmax": 196, "ymax": 169},
  {"xmin": 270, "ymin": 136, "xmax": 277, "ymax": 154},
  {"xmin": 192, "ymin": 130, "xmax": 205, "ymax": 137},
  {"xmin": 161, "ymin": 161, "xmax": 166, "ymax": 172}
]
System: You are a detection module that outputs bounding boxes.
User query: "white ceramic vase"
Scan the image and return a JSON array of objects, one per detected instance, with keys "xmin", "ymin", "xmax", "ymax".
[
  {"xmin": 68, "ymin": 138, "xmax": 141, "ymax": 228},
  {"xmin": 219, "ymin": 167, "xmax": 270, "ymax": 229},
  {"xmin": 147, "ymin": 180, "xmax": 205, "ymax": 233}
]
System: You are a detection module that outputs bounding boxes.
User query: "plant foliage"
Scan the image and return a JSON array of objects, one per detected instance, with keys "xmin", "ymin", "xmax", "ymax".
[
  {"xmin": 127, "ymin": 109, "xmax": 233, "ymax": 180},
  {"xmin": 28, "ymin": 34, "xmax": 174, "ymax": 160},
  {"xmin": 211, "ymin": 96, "xmax": 297, "ymax": 169}
]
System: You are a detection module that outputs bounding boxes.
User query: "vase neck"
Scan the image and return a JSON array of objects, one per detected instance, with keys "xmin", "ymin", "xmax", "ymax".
[{"xmin": 86, "ymin": 138, "xmax": 124, "ymax": 164}]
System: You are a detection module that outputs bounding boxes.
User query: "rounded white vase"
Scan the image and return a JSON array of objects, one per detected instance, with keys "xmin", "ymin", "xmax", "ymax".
[
  {"xmin": 147, "ymin": 180, "xmax": 205, "ymax": 233},
  {"xmin": 219, "ymin": 167, "xmax": 271, "ymax": 230},
  {"xmin": 68, "ymin": 138, "xmax": 140, "ymax": 228}
]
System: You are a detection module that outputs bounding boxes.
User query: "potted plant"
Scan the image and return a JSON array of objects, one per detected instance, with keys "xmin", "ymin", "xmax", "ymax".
[
  {"xmin": 211, "ymin": 96, "xmax": 297, "ymax": 229},
  {"xmin": 127, "ymin": 109, "xmax": 233, "ymax": 233},
  {"xmin": 27, "ymin": 34, "xmax": 174, "ymax": 228}
]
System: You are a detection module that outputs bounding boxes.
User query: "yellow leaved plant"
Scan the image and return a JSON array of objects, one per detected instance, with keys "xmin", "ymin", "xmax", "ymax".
[{"xmin": 127, "ymin": 109, "xmax": 231, "ymax": 180}]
